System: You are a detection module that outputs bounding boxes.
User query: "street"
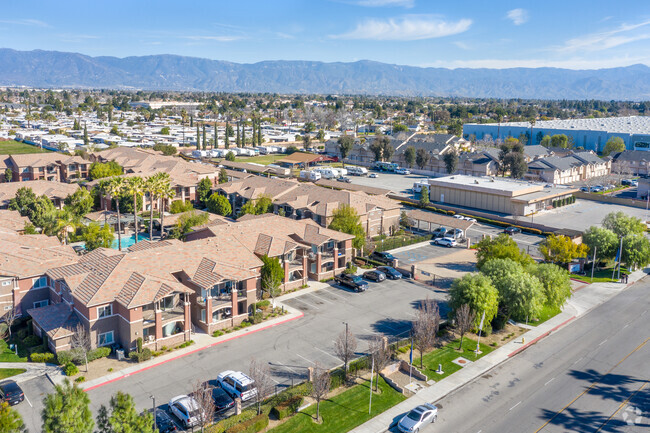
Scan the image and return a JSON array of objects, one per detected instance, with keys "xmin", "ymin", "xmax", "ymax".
[{"xmin": 402, "ymin": 277, "xmax": 650, "ymax": 433}]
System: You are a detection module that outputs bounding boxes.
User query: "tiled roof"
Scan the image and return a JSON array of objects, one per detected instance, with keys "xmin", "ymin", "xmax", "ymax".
[
  {"xmin": 0, "ymin": 232, "xmax": 77, "ymax": 279},
  {"xmin": 27, "ymin": 303, "xmax": 79, "ymax": 340},
  {"xmin": 0, "ymin": 180, "xmax": 80, "ymax": 207}
]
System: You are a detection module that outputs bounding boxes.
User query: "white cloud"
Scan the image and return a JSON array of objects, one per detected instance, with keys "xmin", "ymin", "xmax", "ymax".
[
  {"xmin": 0, "ymin": 18, "xmax": 49, "ymax": 28},
  {"xmin": 558, "ymin": 19, "xmax": 650, "ymax": 52},
  {"xmin": 331, "ymin": 15, "xmax": 471, "ymax": 41},
  {"xmin": 183, "ymin": 35, "xmax": 243, "ymax": 42},
  {"xmin": 453, "ymin": 41, "xmax": 470, "ymax": 50},
  {"xmin": 506, "ymin": 9, "xmax": 528, "ymax": 26},
  {"xmin": 354, "ymin": 0, "xmax": 414, "ymax": 7},
  {"xmin": 420, "ymin": 56, "xmax": 650, "ymax": 70}
]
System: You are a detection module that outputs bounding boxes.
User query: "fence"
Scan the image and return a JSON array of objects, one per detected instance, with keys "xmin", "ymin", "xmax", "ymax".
[
  {"xmin": 370, "ymin": 233, "xmax": 434, "ymax": 252},
  {"xmin": 574, "ymin": 191, "xmax": 650, "ymax": 209}
]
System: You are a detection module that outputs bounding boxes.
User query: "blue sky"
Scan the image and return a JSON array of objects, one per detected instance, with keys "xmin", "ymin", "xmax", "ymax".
[{"xmin": 2, "ymin": 0, "xmax": 650, "ymax": 69}]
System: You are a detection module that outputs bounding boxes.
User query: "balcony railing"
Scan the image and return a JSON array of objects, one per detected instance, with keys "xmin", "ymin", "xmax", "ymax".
[{"xmin": 161, "ymin": 305, "xmax": 184, "ymax": 322}]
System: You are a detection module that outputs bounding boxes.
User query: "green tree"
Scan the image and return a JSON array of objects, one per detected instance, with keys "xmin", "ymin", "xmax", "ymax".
[
  {"xmin": 393, "ymin": 123, "xmax": 408, "ymax": 133},
  {"xmin": 125, "ymin": 176, "xmax": 145, "ymax": 243},
  {"xmin": 225, "ymin": 151, "xmax": 236, "ymax": 162},
  {"xmin": 64, "ymin": 188, "xmax": 94, "ymax": 217},
  {"xmin": 415, "ymin": 148, "xmax": 429, "ymax": 170},
  {"xmin": 242, "ymin": 121, "xmax": 246, "ymax": 147},
  {"xmin": 144, "ymin": 175, "xmax": 161, "ymax": 241},
  {"xmin": 550, "ymin": 134, "xmax": 568, "ymax": 148},
  {"xmin": 96, "ymin": 391, "xmax": 155, "ymax": 433},
  {"xmin": 503, "ymin": 152, "xmax": 527, "ymax": 179},
  {"xmin": 476, "ymin": 234, "xmax": 534, "ymax": 270},
  {"xmin": 157, "ymin": 173, "xmax": 175, "ymax": 239},
  {"xmin": 236, "ymin": 121, "xmax": 240, "ymax": 147},
  {"xmin": 302, "ymin": 134, "xmax": 311, "ymax": 150},
  {"xmin": 260, "ymin": 255, "xmax": 284, "ymax": 305},
  {"xmin": 447, "ymin": 120, "xmax": 463, "ymax": 136},
  {"xmin": 169, "ymin": 200, "xmax": 194, "ymax": 214},
  {"xmin": 219, "ymin": 168, "xmax": 229, "ymax": 184},
  {"xmin": 106, "ymin": 177, "xmax": 126, "ymax": 250},
  {"xmin": 583, "ymin": 226, "xmax": 618, "ymax": 261},
  {"xmin": 169, "ymin": 211, "xmax": 210, "ymax": 240},
  {"xmin": 160, "ymin": 127, "xmax": 170, "ymax": 135},
  {"xmin": 206, "ymin": 193, "xmax": 232, "ymax": 216},
  {"xmin": 419, "ymin": 185, "xmax": 429, "ymax": 207},
  {"xmin": 89, "ymin": 161, "xmax": 123, "ymax": 180},
  {"xmin": 529, "ymin": 263, "xmax": 572, "ymax": 310},
  {"xmin": 404, "ymin": 146, "xmax": 416, "ymax": 168},
  {"xmin": 602, "ymin": 211, "xmax": 645, "ymax": 237},
  {"xmin": 449, "ymin": 274, "xmax": 499, "ymax": 330},
  {"xmin": 42, "ymin": 379, "xmax": 94, "ymax": 433},
  {"xmin": 621, "ymin": 234, "xmax": 650, "ymax": 270},
  {"xmin": 152, "ymin": 143, "xmax": 176, "ymax": 155},
  {"xmin": 4, "ymin": 168, "xmax": 12, "ymax": 182},
  {"xmin": 602, "ymin": 136, "xmax": 625, "ymax": 156},
  {"xmin": 337, "ymin": 135, "xmax": 354, "ymax": 166},
  {"xmin": 369, "ymin": 141, "xmax": 383, "ymax": 162},
  {"xmin": 9, "ymin": 187, "xmax": 37, "ymax": 217},
  {"xmin": 197, "ymin": 177, "xmax": 213, "ymax": 205},
  {"xmin": 539, "ymin": 234, "xmax": 589, "ymax": 264},
  {"xmin": 540, "ymin": 135, "xmax": 551, "ymax": 147},
  {"xmin": 0, "ymin": 401, "xmax": 26, "ymax": 433},
  {"xmin": 83, "ymin": 124, "xmax": 89, "ymax": 147},
  {"xmin": 225, "ymin": 122, "xmax": 230, "ymax": 149},
  {"xmin": 443, "ymin": 149, "xmax": 459, "ymax": 174},
  {"xmin": 82, "ymin": 223, "xmax": 114, "ymax": 251},
  {"xmin": 202, "ymin": 124, "xmax": 207, "ymax": 150},
  {"xmin": 316, "ymin": 129, "xmax": 325, "ymax": 142},
  {"xmin": 254, "ymin": 194, "xmax": 273, "ymax": 214},
  {"xmin": 328, "ymin": 204, "xmax": 365, "ymax": 250},
  {"xmin": 196, "ymin": 124, "xmax": 201, "ymax": 150}
]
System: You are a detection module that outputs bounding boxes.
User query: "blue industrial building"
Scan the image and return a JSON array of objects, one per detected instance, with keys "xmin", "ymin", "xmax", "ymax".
[{"xmin": 463, "ymin": 116, "xmax": 650, "ymax": 153}]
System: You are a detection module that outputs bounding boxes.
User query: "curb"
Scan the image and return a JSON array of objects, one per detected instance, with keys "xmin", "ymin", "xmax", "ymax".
[
  {"xmin": 84, "ymin": 312, "xmax": 304, "ymax": 392},
  {"xmin": 507, "ymin": 316, "xmax": 576, "ymax": 358}
]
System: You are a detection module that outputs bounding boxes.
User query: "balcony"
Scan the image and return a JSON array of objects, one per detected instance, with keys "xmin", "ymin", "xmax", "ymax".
[
  {"xmin": 161, "ymin": 305, "xmax": 185, "ymax": 322},
  {"xmin": 287, "ymin": 257, "xmax": 304, "ymax": 270}
]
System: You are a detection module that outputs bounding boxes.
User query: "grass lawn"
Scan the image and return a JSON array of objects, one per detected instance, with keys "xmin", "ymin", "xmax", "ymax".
[
  {"xmin": 526, "ymin": 305, "xmax": 562, "ymax": 327},
  {"xmin": 0, "ymin": 340, "xmax": 28, "ymax": 362},
  {"xmin": 269, "ymin": 377, "xmax": 405, "ymax": 433},
  {"xmin": 233, "ymin": 154, "xmax": 287, "ymax": 165},
  {"xmin": 0, "ymin": 140, "xmax": 51, "ymax": 155},
  {"xmin": 0, "ymin": 368, "xmax": 26, "ymax": 380},
  {"xmin": 570, "ymin": 267, "xmax": 628, "ymax": 284},
  {"xmin": 419, "ymin": 337, "xmax": 493, "ymax": 381}
]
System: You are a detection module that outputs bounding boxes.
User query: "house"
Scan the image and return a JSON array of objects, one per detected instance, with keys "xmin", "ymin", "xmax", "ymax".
[
  {"xmin": 526, "ymin": 151, "xmax": 610, "ymax": 184},
  {"xmin": 611, "ymin": 150, "xmax": 650, "ymax": 176},
  {"xmin": 0, "ymin": 180, "xmax": 80, "ymax": 209}
]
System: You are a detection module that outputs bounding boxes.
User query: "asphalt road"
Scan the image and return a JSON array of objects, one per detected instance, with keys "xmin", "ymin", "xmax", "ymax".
[{"xmin": 404, "ymin": 277, "xmax": 650, "ymax": 433}]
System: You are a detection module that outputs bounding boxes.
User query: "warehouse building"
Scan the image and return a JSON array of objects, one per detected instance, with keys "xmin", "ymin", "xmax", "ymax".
[
  {"xmin": 463, "ymin": 116, "xmax": 650, "ymax": 153},
  {"xmin": 427, "ymin": 175, "xmax": 577, "ymax": 216}
]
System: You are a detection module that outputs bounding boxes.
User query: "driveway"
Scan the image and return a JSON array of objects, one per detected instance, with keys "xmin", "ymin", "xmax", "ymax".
[{"xmin": 529, "ymin": 200, "xmax": 650, "ymax": 232}]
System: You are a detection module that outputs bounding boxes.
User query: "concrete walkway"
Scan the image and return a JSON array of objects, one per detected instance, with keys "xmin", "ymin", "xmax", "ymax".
[
  {"xmin": 349, "ymin": 269, "xmax": 647, "ymax": 433},
  {"xmin": 0, "ymin": 362, "xmax": 63, "ymax": 385}
]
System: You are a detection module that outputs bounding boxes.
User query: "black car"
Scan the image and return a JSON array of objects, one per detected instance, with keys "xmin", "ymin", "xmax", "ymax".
[
  {"xmin": 369, "ymin": 251, "xmax": 397, "ymax": 265},
  {"xmin": 0, "ymin": 381, "xmax": 24, "ymax": 406},
  {"xmin": 504, "ymin": 226, "xmax": 521, "ymax": 235},
  {"xmin": 212, "ymin": 387, "xmax": 235, "ymax": 412},
  {"xmin": 334, "ymin": 273, "xmax": 368, "ymax": 292},
  {"xmin": 363, "ymin": 270, "xmax": 386, "ymax": 282},
  {"xmin": 377, "ymin": 266, "xmax": 402, "ymax": 280},
  {"xmin": 154, "ymin": 408, "xmax": 178, "ymax": 433}
]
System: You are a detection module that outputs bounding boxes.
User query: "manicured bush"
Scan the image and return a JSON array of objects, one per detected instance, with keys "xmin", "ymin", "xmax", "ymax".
[
  {"xmin": 226, "ymin": 414, "xmax": 269, "ymax": 433},
  {"xmin": 177, "ymin": 340, "xmax": 194, "ymax": 349},
  {"xmin": 74, "ymin": 376, "xmax": 85, "ymax": 383},
  {"xmin": 271, "ymin": 395, "xmax": 304, "ymax": 420},
  {"xmin": 329, "ymin": 368, "xmax": 346, "ymax": 389},
  {"xmin": 348, "ymin": 356, "xmax": 370, "ymax": 376},
  {"xmin": 129, "ymin": 348, "xmax": 152, "ymax": 363},
  {"xmin": 56, "ymin": 350, "xmax": 73, "ymax": 365},
  {"xmin": 249, "ymin": 312, "xmax": 263, "ymax": 324},
  {"xmin": 86, "ymin": 346, "xmax": 111, "ymax": 362},
  {"xmin": 343, "ymin": 264, "xmax": 358, "ymax": 274},
  {"xmin": 30, "ymin": 352, "xmax": 55, "ymax": 363},
  {"xmin": 64, "ymin": 362, "xmax": 79, "ymax": 376},
  {"xmin": 212, "ymin": 330, "xmax": 225, "ymax": 337},
  {"xmin": 22, "ymin": 335, "xmax": 41, "ymax": 347},
  {"xmin": 206, "ymin": 409, "xmax": 257, "ymax": 433},
  {"xmin": 15, "ymin": 329, "xmax": 27, "ymax": 340}
]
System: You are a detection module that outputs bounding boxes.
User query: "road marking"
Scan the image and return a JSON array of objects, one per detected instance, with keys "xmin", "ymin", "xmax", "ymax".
[
  {"xmin": 270, "ymin": 376, "xmax": 280, "ymax": 384},
  {"xmin": 594, "ymin": 381, "xmax": 649, "ymax": 432},
  {"xmin": 309, "ymin": 293, "xmax": 334, "ymax": 304},
  {"xmin": 572, "ymin": 356, "xmax": 584, "ymax": 365},
  {"xmin": 276, "ymin": 361, "xmax": 300, "ymax": 374},
  {"xmin": 24, "ymin": 394, "xmax": 32, "ymax": 408},
  {"xmin": 509, "ymin": 401, "xmax": 521, "ymax": 411},
  {"xmin": 322, "ymin": 288, "xmax": 349, "ymax": 299},
  {"xmin": 314, "ymin": 346, "xmax": 341, "ymax": 361},
  {"xmin": 544, "ymin": 378, "xmax": 555, "ymax": 386},
  {"xmin": 534, "ymin": 337, "xmax": 650, "ymax": 433},
  {"xmin": 642, "ymin": 310, "xmax": 648, "ymax": 316},
  {"xmin": 296, "ymin": 353, "xmax": 315, "ymax": 365},
  {"xmin": 292, "ymin": 298, "xmax": 319, "ymax": 310},
  {"xmin": 623, "ymin": 324, "xmax": 629, "ymax": 329},
  {"xmin": 599, "ymin": 339, "xmax": 608, "ymax": 346}
]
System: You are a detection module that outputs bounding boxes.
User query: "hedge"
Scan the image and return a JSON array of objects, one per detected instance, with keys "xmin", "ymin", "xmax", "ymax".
[
  {"xmin": 226, "ymin": 414, "xmax": 269, "ymax": 433},
  {"xmin": 56, "ymin": 351, "xmax": 73, "ymax": 365},
  {"xmin": 271, "ymin": 396, "xmax": 304, "ymax": 420},
  {"xmin": 30, "ymin": 352, "xmax": 55, "ymax": 363},
  {"xmin": 22, "ymin": 335, "xmax": 41, "ymax": 347},
  {"xmin": 64, "ymin": 362, "xmax": 78, "ymax": 376},
  {"xmin": 207, "ymin": 410, "xmax": 257, "ymax": 433},
  {"xmin": 87, "ymin": 347, "xmax": 111, "ymax": 362},
  {"xmin": 129, "ymin": 348, "xmax": 152, "ymax": 363},
  {"xmin": 56, "ymin": 346, "xmax": 111, "ymax": 365}
]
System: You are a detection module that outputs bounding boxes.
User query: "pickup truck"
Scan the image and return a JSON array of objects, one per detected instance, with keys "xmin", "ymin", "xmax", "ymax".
[{"xmin": 334, "ymin": 273, "xmax": 368, "ymax": 292}]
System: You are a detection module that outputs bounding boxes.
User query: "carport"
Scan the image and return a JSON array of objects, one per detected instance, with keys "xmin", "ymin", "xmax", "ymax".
[{"xmin": 405, "ymin": 209, "xmax": 474, "ymax": 233}]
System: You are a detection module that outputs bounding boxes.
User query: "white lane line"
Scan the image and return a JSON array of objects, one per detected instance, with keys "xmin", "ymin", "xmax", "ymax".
[
  {"xmin": 277, "ymin": 361, "xmax": 300, "ymax": 374},
  {"xmin": 292, "ymin": 298, "xmax": 319, "ymax": 310},
  {"xmin": 642, "ymin": 310, "xmax": 648, "ymax": 316},
  {"xmin": 24, "ymin": 394, "xmax": 32, "ymax": 407},
  {"xmin": 623, "ymin": 324, "xmax": 629, "ymax": 329},
  {"xmin": 509, "ymin": 401, "xmax": 522, "ymax": 411},
  {"xmin": 296, "ymin": 353, "xmax": 315, "ymax": 365},
  {"xmin": 309, "ymin": 293, "xmax": 334, "ymax": 304},
  {"xmin": 314, "ymin": 347, "xmax": 341, "ymax": 361},
  {"xmin": 322, "ymin": 289, "xmax": 348, "ymax": 300},
  {"xmin": 599, "ymin": 339, "xmax": 608, "ymax": 346},
  {"xmin": 544, "ymin": 377, "xmax": 555, "ymax": 386},
  {"xmin": 270, "ymin": 376, "xmax": 280, "ymax": 384},
  {"xmin": 573, "ymin": 356, "xmax": 584, "ymax": 365}
]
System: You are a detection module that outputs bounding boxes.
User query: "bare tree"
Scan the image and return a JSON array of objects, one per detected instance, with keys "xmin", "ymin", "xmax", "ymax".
[
  {"xmin": 455, "ymin": 304, "xmax": 476, "ymax": 350},
  {"xmin": 368, "ymin": 336, "xmax": 391, "ymax": 391},
  {"xmin": 412, "ymin": 297, "xmax": 440, "ymax": 368},
  {"xmin": 192, "ymin": 380, "xmax": 215, "ymax": 433},
  {"xmin": 70, "ymin": 323, "xmax": 92, "ymax": 372},
  {"xmin": 249, "ymin": 359, "xmax": 273, "ymax": 415},
  {"xmin": 311, "ymin": 362, "xmax": 330, "ymax": 422},
  {"xmin": 2, "ymin": 307, "xmax": 18, "ymax": 340},
  {"xmin": 334, "ymin": 326, "xmax": 357, "ymax": 382}
]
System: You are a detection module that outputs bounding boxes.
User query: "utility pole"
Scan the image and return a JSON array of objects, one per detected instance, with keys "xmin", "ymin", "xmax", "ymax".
[
  {"xmin": 150, "ymin": 395, "xmax": 156, "ymax": 431},
  {"xmin": 618, "ymin": 236, "xmax": 624, "ymax": 280},
  {"xmin": 591, "ymin": 246, "xmax": 597, "ymax": 281}
]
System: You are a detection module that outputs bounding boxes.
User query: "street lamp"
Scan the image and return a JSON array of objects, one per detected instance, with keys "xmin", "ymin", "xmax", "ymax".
[
  {"xmin": 342, "ymin": 321, "xmax": 349, "ymax": 375},
  {"xmin": 150, "ymin": 395, "xmax": 156, "ymax": 431}
]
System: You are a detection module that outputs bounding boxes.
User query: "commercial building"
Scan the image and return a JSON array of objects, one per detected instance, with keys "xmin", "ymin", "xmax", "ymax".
[
  {"xmin": 463, "ymin": 116, "xmax": 650, "ymax": 153},
  {"xmin": 427, "ymin": 175, "xmax": 577, "ymax": 216}
]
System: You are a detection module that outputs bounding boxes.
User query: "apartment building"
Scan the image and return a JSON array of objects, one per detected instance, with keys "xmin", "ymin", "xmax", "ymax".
[
  {"xmin": 0, "ymin": 180, "xmax": 80, "ymax": 209},
  {"xmin": 526, "ymin": 151, "xmax": 611, "ymax": 184},
  {"xmin": 6, "ymin": 153, "xmax": 89, "ymax": 183}
]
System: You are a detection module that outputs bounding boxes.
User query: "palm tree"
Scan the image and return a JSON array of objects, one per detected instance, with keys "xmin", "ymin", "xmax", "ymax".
[
  {"xmin": 55, "ymin": 209, "xmax": 76, "ymax": 245},
  {"xmin": 156, "ymin": 173, "xmax": 175, "ymax": 240},
  {"xmin": 106, "ymin": 177, "xmax": 125, "ymax": 251},
  {"xmin": 97, "ymin": 179, "xmax": 111, "ymax": 226},
  {"xmin": 528, "ymin": 117, "xmax": 536, "ymax": 144},
  {"xmin": 125, "ymin": 176, "xmax": 144, "ymax": 244},
  {"xmin": 145, "ymin": 175, "xmax": 160, "ymax": 241}
]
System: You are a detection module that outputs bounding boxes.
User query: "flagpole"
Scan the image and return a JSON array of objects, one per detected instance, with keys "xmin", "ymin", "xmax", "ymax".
[
  {"xmin": 618, "ymin": 236, "xmax": 624, "ymax": 280},
  {"xmin": 409, "ymin": 334, "xmax": 413, "ymax": 384},
  {"xmin": 475, "ymin": 311, "xmax": 485, "ymax": 354},
  {"xmin": 369, "ymin": 357, "xmax": 374, "ymax": 415}
]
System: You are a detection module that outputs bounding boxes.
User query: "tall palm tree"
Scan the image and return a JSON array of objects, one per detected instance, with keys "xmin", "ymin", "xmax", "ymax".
[
  {"xmin": 145, "ymin": 175, "xmax": 160, "ymax": 241},
  {"xmin": 125, "ymin": 176, "xmax": 144, "ymax": 244},
  {"xmin": 55, "ymin": 209, "xmax": 77, "ymax": 245},
  {"xmin": 157, "ymin": 173, "xmax": 175, "ymax": 240},
  {"xmin": 106, "ymin": 177, "xmax": 125, "ymax": 251},
  {"xmin": 97, "ymin": 179, "xmax": 111, "ymax": 226},
  {"xmin": 528, "ymin": 117, "xmax": 536, "ymax": 144}
]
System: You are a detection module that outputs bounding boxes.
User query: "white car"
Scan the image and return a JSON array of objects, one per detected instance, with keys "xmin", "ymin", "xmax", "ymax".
[
  {"xmin": 168, "ymin": 395, "xmax": 203, "ymax": 429},
  {"xmin": 463, "ymin": 216, "xmax": 477, "ymax": 222},
  {"xmin": 397, "ymin": 403, "xmax": 438, "ymax": 433},
  {"xmin": 434, "ymin": 237, "xmax": 457, "ymax": 248},
  {"xmin": 395, "ymin": 168, "xmax": 411, "ymax": 175},
  {"xmin": 369, "ymin": 173, "xmax": 379, "ymax": 178},
  {"xmin": 217, "ymin": 371, "xmax": 257, "ymax": 401},
  {"xmin": 452, "ymin": 214, "xmax": 464, "ymax": 219}
]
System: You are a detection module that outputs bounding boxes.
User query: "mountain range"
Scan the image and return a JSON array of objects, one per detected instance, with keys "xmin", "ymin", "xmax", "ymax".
[{"xmin": 1, "ymin": 48, "xmax": 650, "ymax": 100}]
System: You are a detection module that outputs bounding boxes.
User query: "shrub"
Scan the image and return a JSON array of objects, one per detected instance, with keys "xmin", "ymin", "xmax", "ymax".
[
  {"xmin": 169, "ymin": 200, "xmax": 194, "ymax": 214},
  {"xmin": 343, "ymin": 264, "xmax": 358, "ymax": 274},
  {"xmin": 329, "ymin": 369, "xmax": 345, "ymax": 389},
  {"xmin": 271, "ymin": 395, "xmax": 304, "ymax": 420},
  {"xmin": 226, "ymin": 414, "xmax": 269, "ymax": 433},
  {"xmin": 15, "ymin": 329, "xmax": 27, "ymax": 340},
  {"xmin": 254, "ymin": 300, "xmax": 270, "ymax": 310},
  {"xmin": 56, "ymin": 351, "xmax": 73, "ymax": 365},
  {"xmin": 177, "ymin": 340, "xmax": 194, "ymax": 349},
  {"xmin": 129, "ymin": 348, "xmax": 152, "ymax": 363},
  {"xmin": 212, "ymin": 330, "xmax": 225, "ymax": 337},
  {"xmin": 30, "ymin": 352, "xmax": 55, "ymax": 363},
  {"xmin": 74, "ymin": 376, "xmax": 85, "ymax": 383},
  {"xmin": 206, "ymin": 409, "xmax": 257, "ymax": 433},
  {"xmin": 249, "ymin": 312, "xmax": 263, "ymax": 325},
  {"xmin": 22, "ymin": 335, "xmax": 41, "ymax": 347},
  {"xmin": 64, "ymin": 362, "xmax": 79, "ymax": 376},
  {"xmin": 86, "ymin": 347, "xmax": 111, "ymax": 362}
]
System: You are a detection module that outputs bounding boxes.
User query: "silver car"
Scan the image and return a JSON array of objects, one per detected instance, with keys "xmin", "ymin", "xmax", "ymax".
[{"xmin": 397, "ymin": 403, "xmax": 438, "ymax": 433}]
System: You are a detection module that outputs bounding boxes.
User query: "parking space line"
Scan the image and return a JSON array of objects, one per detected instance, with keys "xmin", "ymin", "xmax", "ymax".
[
  {"xmin": 296, "ymin": 353, "xmax": 315, "ymax": 365},
  {"xmin": 276, "ymin": 361, "xmax": 300, "ymax": 374},
  {"xmin": 309, "ymin": 293, "xmax": 334, "ymax": 304},
  {"xmin": 314, "ymin": 347, "xmax": 341, "ymax": 361},
  {"xmin": 292, "ymin": 298, "xmax": 319, "ymax": 309},
  {"xmin": 321, "ymin": 288, "xmax": 349, "ymax": 299},
  {"xmin": 24, "ymin": 394, "xmax": 32, "ymax": 408}
]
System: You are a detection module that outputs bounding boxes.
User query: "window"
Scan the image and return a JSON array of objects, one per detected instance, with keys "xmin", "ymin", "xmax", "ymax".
[
  {"xmin": 1, "ymin": 281, "xmax": 11, "ymax": 287},
  {"xmin": 310, "ymin": 263, "xmax": 316, "ymax": 273},
  {"xmin": 33, "ymin": 300, "xmax": 48, "ymax": 309},
  {"xmin": 32, "ymin": 276, "xmax": 47, "ymax": 289},
  {"xmin": 97, "ymin": 305, "xmax": 112, "ymax": 318},
  {"xmin": 4, "ymin": 306, "xmax": 11, "ymax": 311},
  {"xmin": 98, "ymin": 331, "xmax": 114, "ymax": 346},
  {"xmin": 201, "ymin": 309, "xmax": 206, "ymax": 323}
]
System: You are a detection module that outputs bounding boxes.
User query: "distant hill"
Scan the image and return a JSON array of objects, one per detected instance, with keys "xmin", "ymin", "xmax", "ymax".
[{"xmin": 1, "ymin": 48, "xmax": 650, "ymax": 100}]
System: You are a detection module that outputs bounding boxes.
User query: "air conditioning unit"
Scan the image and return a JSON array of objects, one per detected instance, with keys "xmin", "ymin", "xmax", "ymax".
[
  {"xmin": 308, "ymin": 252, "xmax": 317, "ymax": 261},
  {"xmin": 147, "ymin": 335, "xmax": 155, "ymax": 343}
]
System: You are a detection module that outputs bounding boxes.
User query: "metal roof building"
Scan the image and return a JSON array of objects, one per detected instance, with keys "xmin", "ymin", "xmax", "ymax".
[{"xmin": 463, "ymin": 116, "xmax": 650, "ymax": 153}]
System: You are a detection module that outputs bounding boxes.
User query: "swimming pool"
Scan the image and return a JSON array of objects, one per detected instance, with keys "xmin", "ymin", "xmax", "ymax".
[{"xmin": 112, "ymin": 233, "xmax": 150, "ymax": 249}]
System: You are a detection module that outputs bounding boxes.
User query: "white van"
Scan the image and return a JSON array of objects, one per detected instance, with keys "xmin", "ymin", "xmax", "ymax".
[
  {"xmin": 413, "ymin": 180, "xmax": 430, "ymax": 193},
  {"xmin": 299, "ymin": 170, "xmax": 322, "ymax": 181},
  {"xmin": 314, "ymin": 167, "xmax": 338, "ymax": 179},
  {"xmin": 347, "ymin": 166, "xmax": 368, "ymax": 176}
]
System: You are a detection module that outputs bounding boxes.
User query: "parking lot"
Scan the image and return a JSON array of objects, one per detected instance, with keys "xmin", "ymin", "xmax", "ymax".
[
  {"xmin": 14, "ymin": 377, "xmax": 55, "ymax": 433},
  {"xmin": 347, "ymin": 170, "xmax": 426, "ymax": 196}
]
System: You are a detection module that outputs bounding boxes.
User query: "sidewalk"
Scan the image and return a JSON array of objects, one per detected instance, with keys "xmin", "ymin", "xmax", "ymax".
[
  {"xmin": 0, "ymin": 362, "xmax": 63, "ymax": 385},
  {"xmin": 348, "ymin": 269, "xmax": 647, "ymax": 433}
]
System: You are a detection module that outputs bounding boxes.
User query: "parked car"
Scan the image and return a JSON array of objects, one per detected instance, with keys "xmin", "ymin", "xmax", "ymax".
[
  {"xmin": 580, "ymin": 186, "xmax": 589, "ymax": 192},
  {"xmin": 504, "ymin": 226, "xmax": 521, "ymax": 235},
  {"xmin": 445, "ymin": 228, "xmax": 464, "ymax": 239},
  {"xmin": 0, "ymin": 381, "xmax": 24, "ymax": 406},
  {"xmin": 211, "ymin": 387, "xmax": 235, "ymax": 412},
  {"xmin": 168, "ymin": 395, "xmax": 203, "ymax": 429},
  {"xmin": 154, "ymin": 408, "xmax": 178, "ymax": 433},
  {"xmin": 605, "ymin": 184, "xmax": 616, "ymax": 191},
  {"xmin": 336, "ymin": 176, "xmax": 351, "ymax": 183},
  {"xmin": 621, "ymin": 179, "xmax": 633, "ymax": 186},
  {"xmin": 452, "ymin": 214, "xmax": 464, "ymax": 219},
  {"xmin": 397, "ymin": 403, "xmax": 438, "ymax": 433},
  {"xmin": 363, "ymin": 270, "xmax": 386, "ymax": 282},
  {"xmin": 377, "ymin": 266, "xmax": 402, "ymax": 280},
  {"xmin": 216, "ymin": 371, "xmax": 257, "ymax": 401},
  {"xmin": 432, "ymin": 227, "xmax": 449, "ymax": 238},
  {"xmin": 369, "ymin": 173, "xmax": 379, "ymax": 178},
  {"xmin": 335, "ymin": 273, "xmax": 368, "ymax": 292},
  {"xmin": 463, "ymin": 216, "xmax": 477, "ymax": 222},
  {"xmin": 395, "ymin": 168, "xmax": 411, "ymax": 175},
  {"xmin": 369, "ymin": 251, "xmax": 397, "ymax": 265},
  {"xmin": 433, "ymin": 237, "xmax": 457, "ymax": 248}
]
